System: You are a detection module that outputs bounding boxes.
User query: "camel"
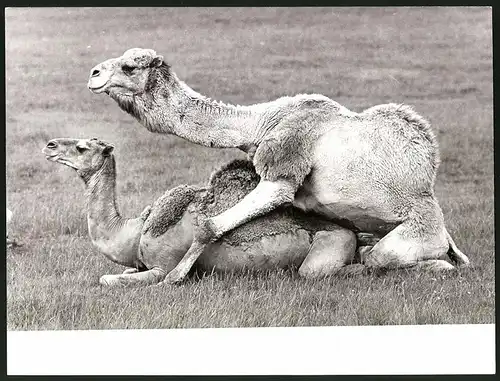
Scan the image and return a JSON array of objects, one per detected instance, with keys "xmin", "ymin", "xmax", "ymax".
[
  {"xmin": 88, "ymin": 48, "xmax": 470, "ymax": 284},
  {"xmin": 42, "ymin": 137, "xmax": 385, "ymax": 287},
  {"xmin": 6, "ymin": 208, "xmax": 21, "ymax": 248},
  {"xmin": 7, "ymin": 208, "xmax": 12, "ymax": 241}
]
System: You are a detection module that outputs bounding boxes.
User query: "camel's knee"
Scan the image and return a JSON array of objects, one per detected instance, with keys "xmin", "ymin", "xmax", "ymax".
[
  {"xmin": 363, "ymin": 235, "xmax": 419, "ymax": 269},
  {"xmin": 362, "ymin": 214, "xmax": 452, "ymax": 269},
  {"xmin": 264, "ymin": 179, "xmax": 296, "ymax": 204},
  {"xmin": 298, "ymin": 229, "xmax": 356, "ymax": 277}
]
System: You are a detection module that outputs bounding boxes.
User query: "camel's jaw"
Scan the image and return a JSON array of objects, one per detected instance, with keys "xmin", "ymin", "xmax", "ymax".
[
  {"xmin": 44, "ymin": 154, "xmax": 79, "ymax": 170},
  {"xmin": 42, "ymin": 148, "xmax": 79, "ymax": 170}
]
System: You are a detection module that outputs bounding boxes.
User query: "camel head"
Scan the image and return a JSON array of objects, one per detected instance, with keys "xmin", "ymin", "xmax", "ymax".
[
  {"xmin": 88, "ymin": 48, "xmax": 165, "ymax": 96},
  {"xmin": 43, "ymin": 138, "xmax": 115, "ymax": 178}
]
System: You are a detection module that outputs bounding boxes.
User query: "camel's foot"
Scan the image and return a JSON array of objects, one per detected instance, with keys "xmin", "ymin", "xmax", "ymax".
[
  {"xmin": 193, "ymin": 215, "xmax": 218, "ymax": 244},
  {"xmin": 162, "ymin": 266, "xmax": 189, "ymax": 285},
  {"xmin": 99, "ymin": 274, "xmax": 121, "ymax": 286},
  {"xmin": 161, "ymin": 239, "xmax": 211, "ymax": 285},
  {"xmin": 122, "ymin": 268, "xmax": 139, "ymax": 274},
  {"xmin": 364, "ymin": 260, "xmax": 456, "ymax": 274},
  {"xmin": 412, "ymin": 260, "xmax": 456, "ymax": 272},
  {"xmin": 336, "ymin": 263, "xmax": 368, "ymax": 277},
  {"xmin": 100, "ymin": 268, "xmax": 166, "ymax": 287}
]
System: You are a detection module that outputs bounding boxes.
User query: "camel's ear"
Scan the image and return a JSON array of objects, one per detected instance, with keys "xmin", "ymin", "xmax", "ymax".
[
  {"xmin": 102, "ymin": 144, "xmax": 114, "ymax": 156},
  {"xmin": 151, "ymin": 55, "xmax": 164, "ymax": 68}
]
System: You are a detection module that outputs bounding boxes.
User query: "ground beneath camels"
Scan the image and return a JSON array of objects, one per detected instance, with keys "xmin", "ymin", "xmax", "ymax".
[{"xmin": 5, "ymin": 7, "xmax": 493, "ymax": 329}]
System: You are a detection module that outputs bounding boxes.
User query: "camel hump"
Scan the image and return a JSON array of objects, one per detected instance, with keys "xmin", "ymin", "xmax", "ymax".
[
  {"xmin": 208, "ymin": 159, "xmax": 259, "ymax": 186},
  {"xmin": 201, "ymin": 160, "xmax": 261, "ymax": 217},
  {"xmin": 362, "ymin": 103, "xmax": 440, "ymax": 169},
  {"xmin": 142, "ymin": 184, "xmax": 197, "ymax": 238},
  {"xmin": 363, "ymin": 103, "xmax": 433, "ymax": 141}
]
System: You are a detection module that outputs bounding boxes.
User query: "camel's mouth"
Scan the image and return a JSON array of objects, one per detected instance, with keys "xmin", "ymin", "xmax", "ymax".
[
  {"xmin": 44, "ymin": 152, "xmax": 62, "ymax": 163},
  {"xmin": 88, "ymin": 82, "xmax": 109, "ymax": 94},
  {"xmin": 44, "ymin": 153, "xmax": 59, "ymax": 160}
]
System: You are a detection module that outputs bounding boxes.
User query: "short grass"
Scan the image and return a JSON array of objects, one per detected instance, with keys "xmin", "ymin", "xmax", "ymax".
[{"xmin": 6, "ymin": 7, "xmax": 494, "ymax": 329}]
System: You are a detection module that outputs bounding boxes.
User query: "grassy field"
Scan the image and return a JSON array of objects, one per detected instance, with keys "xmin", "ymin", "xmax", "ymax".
[{"xmin": 5, "ymin": 7, "xmax": 493, "ymax": 329}]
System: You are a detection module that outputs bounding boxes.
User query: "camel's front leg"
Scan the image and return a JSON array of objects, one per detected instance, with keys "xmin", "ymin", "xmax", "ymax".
[{"xmin": 162, "ymin": 179, "xmax": 297, "ymax": 284}]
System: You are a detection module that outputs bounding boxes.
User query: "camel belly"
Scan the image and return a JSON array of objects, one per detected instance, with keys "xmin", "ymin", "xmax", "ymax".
[
  {"xmin": 196, "ymin": 229, "xmax": 311, "ymax": 272},
  {"xmin": 293, "ymin": 192, "xmax": 400, "ymax": 235}
]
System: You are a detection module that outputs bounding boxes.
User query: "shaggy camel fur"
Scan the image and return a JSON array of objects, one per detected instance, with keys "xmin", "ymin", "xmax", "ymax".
[
  {"xmin": 88, "ymin": 48, "xmax": 470, "ymax": 283},
  {"xmin": 42, "ymin": 137, "xmax": 383, "ymax": 286}
]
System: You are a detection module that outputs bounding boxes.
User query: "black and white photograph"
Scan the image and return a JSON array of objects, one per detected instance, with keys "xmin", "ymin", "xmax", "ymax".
[{"xmin": 5, "ymin": 6, "xmax": 494, "ymax": 375}]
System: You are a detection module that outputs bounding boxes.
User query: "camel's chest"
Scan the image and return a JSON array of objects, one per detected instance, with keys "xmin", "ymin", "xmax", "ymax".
[{"xmin": 88, "ymin": 219, "xmax": 141, "ymax": 266}]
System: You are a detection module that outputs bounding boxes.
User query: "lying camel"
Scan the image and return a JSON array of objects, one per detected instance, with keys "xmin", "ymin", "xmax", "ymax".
[
  {"xmin": 88, "ymin": 48, "xmax": 470, "ymax": 283},
  {"xmin": 43, "ymin": 137, "xmax": 384, "ymax": 287}
]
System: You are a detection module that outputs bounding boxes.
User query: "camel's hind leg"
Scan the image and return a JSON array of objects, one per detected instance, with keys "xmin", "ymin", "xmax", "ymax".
[
  {"xmin": 298, "ymin": 229, "xmax": 359, "ymax": 278},
  {"xmin": 99, "ymin": 267, "xmax": 166, "ymax": 287},
  {"xmin": 362, "ymin": 212, "xmax": 453, "ymax": 271}
]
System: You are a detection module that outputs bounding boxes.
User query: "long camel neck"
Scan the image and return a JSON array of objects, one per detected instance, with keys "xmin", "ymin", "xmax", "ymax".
[
  {"xmin": 81, "ymin": 156, "xmax": 125, "ymax": 237},
  {"xmin": 109, "ymin": 65, "xmax": 264, "ymax": 151}
]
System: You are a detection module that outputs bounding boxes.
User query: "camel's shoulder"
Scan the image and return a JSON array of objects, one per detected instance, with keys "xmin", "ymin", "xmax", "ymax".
[{"xmin": 142, "ymin": 184, "xmax": 198, "ymax": 238}]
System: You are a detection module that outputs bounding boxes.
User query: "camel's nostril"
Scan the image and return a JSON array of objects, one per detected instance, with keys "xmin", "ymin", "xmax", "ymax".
[
  {"xmin": 91, "ymin": 69, "xmax": 100, "ymax": 77},
  {"xmin": 46, "ymin": 141, "xmax": 57, "ymax": 149}
]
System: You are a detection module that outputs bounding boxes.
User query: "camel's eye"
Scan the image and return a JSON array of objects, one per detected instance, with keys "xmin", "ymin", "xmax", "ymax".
[
  {"xmin": 76, "ymin": 145, "xmax": 88, "ymax": 153},
  {"xmin": 122, "ymin": 65, "xmax": 136, "ymax": 75}
]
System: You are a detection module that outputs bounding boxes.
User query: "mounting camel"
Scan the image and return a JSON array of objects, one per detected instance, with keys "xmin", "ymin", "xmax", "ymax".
[
  {"xmin": 88, "ymin": 48, "xmax": 470, "ymax": 283},
  {"xmin": 42, "ymin": 137, "xmax": 385, "ymax": 286}
]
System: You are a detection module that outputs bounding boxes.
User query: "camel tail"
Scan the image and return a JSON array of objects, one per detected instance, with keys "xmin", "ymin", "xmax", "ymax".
[{"xmin": 445, "ymin": 229, "xmax": 470, "ymax": 267}]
